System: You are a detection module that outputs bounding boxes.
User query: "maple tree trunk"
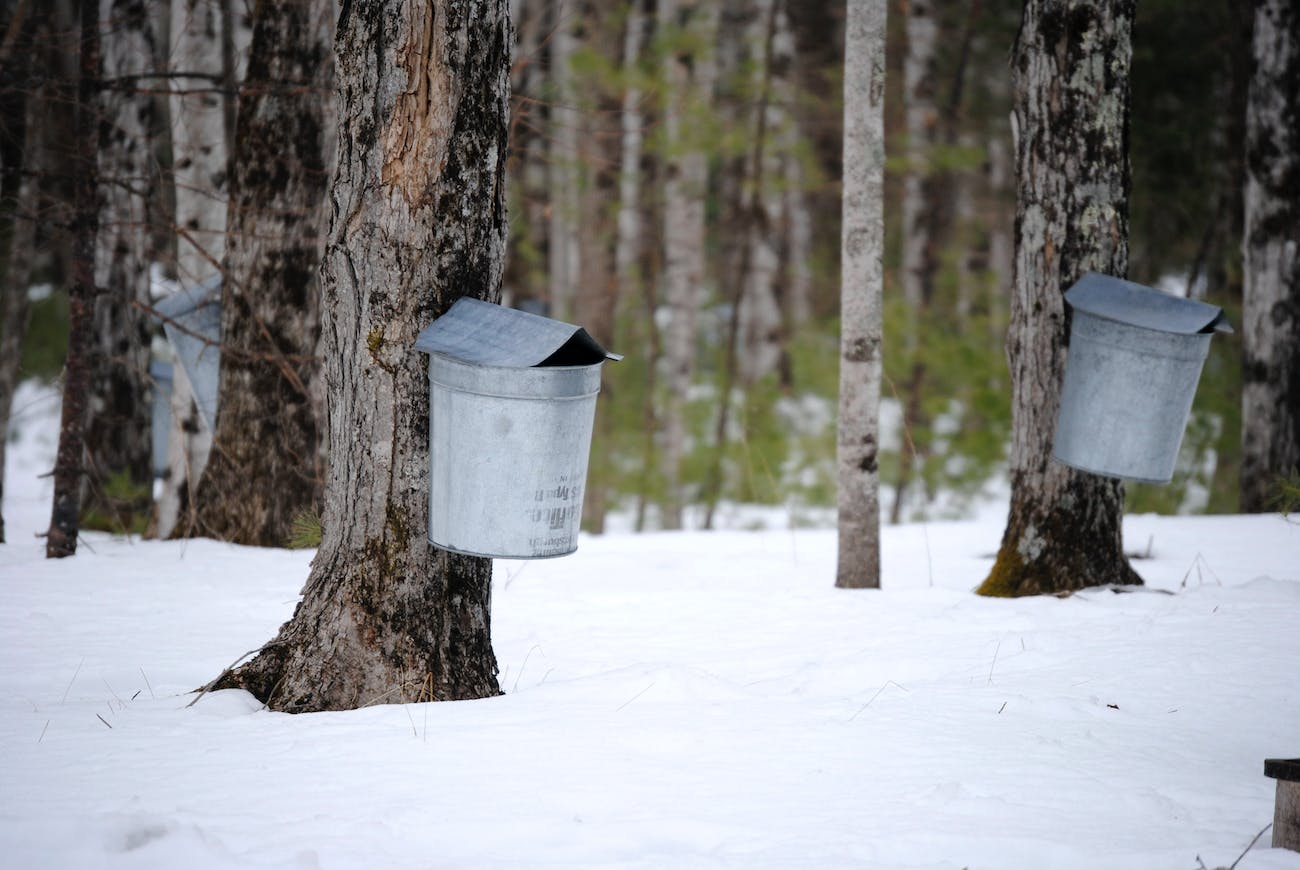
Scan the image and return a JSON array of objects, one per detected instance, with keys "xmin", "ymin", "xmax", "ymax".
[
  {"xmin": 215, "ymin": 0, "xmax": 509, "ymax": 711},
  {"xmin": 188, "ymin": 0, "xmax": 332, "ymax": 544},
  {"xmin": 978, "ymin": 0, "xmax": 1141, "ymax": 597},
  {"xmin": 1240, "ymin": 0, "xmax": 1300, "ymax": 512}
]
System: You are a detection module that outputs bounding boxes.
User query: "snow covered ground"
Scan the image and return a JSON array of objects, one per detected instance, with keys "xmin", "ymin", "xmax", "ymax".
[{"xmin": 2, "ymin": 381, "xmax": 1298, "ymax": 869}]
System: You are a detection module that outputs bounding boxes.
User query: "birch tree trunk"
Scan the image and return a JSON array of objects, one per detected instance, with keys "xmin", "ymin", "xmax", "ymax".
[
  {"xmin": 977, "ymin": 0, "xmax": 1141, "ymax": 597},
  {"xmin": 214, "ymin": 0, "xmax": 510, "ymax": 711},
  {"xmin": 836, "ymin": 0, "xmax": 885, "ymax": 589},
  {"xmin": 738, "ymin": 0, "xmax": 789, "ymax": 388},
  {"xmin": 1240, "ymin": 0, "xmax": 1299, "ymax": 513},
  {"xmin": 187, "ymin": 0, "xmax": 333, "ymax": 544},
  {"xmin": 155, "ymin": 0, "xmax": 238, "ymax": 538},
  {"xmin": 46, "ymin": 0, "xmax": 101, "ymax": 558},
  {"xmin": 83, "ymin": 0, "xmax": 158, "ymax": 534},
  {"xmin": 658, "ymin": 0, "xmax": 717, "ymax": 530}
]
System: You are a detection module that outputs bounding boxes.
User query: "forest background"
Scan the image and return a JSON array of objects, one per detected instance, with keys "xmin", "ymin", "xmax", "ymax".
[{"xmin": 0, "ymin": 0, "xmax": 1256, "ymax": 544}]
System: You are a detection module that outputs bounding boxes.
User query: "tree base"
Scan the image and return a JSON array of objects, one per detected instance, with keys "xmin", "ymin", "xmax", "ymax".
[
  {"xmin": 977, "ymin": 472, "xmax": 1142, "ymax": 598},
  {"xmin": 210, "ymin": 548, "xmax": 502, "ymax": 713}
]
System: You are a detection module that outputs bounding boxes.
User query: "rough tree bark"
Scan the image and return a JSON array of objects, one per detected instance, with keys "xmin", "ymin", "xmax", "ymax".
[
  {"xmin": 82, "ymin": 0, "xmax": 158, "ymax": 534},
  {"xmin": 658, "ymin": 0, "xmax": 717, "ymax": 530},
  {"xmin": 1240, "ymin": 0, "xmax": 1299, "ymax": 513},
  {"xmin": 977, "ymin": 0, "xmax": 1141, "ymax": 597},
  {"xmin": 46, "ymin": 0, "xmax": 101, "ymax": 558},
  {"xmin": 836, "ymin": 0, "xmax": 885, "ymax": 589},
  {"xmin": 214, "ymin": 0, "xmax": 510, "ymax": 711},
  {"xmin": 187, "ymin": 0, "xmax": 333, "ymax": 545}
]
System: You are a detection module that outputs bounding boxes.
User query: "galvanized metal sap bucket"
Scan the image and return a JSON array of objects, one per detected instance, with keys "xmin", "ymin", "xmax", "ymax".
[
  {"xmin": 148, "ymin": 360, "xmax": 173, "ymax": 476},
  {"xmin": 414, "ymin": 299, "xmax": 620, "ymax": 559},
  {"xmin": 153, "ymin": 274, "xmax": 222, "ymax": 431},
  {"xmin": 1053, "ymin": 272, "xmax": 1232, "ymax": 483}
]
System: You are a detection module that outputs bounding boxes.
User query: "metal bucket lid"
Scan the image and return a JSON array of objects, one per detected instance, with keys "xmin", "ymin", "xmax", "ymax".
[
  {"xmin": 415, "ymin": 298, "xmax": 622, "ymax": 367},
  {"xmin": 1065, "ymin": 272, "xmax": 1233, "ymax": 335}
]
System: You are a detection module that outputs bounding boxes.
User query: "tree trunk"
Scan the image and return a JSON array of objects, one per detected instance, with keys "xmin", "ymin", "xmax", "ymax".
[
  {"xmin": 0, "ymin": 80, "xmax": 37, "ymax": 547},
  {"xmin": 46, "ymin": 0, "xmax": 101, "ymax": 558},
  {"xmin": 187, "ymin": 0, "xmax": 333, "ymax": 545},
  {"xmin": 891, "ymin": 0, "xmax": 939, "ymax": 525},
  {"xmin": 214, "ymin": 0, "xmax": 509, "ymax": 712},
  {"xmin": 658, "ymin": 0, "xmax": 717, "ymax": 530},
  {"xmin": 82, "ymin": 0, "xmax": 159, "ymax": 535},
  {"xmin": 572, "ymin": 4, "xmax": 621, "ymax": 535},
  {"xmin": 769, "ymin": 4, "xmax": 811, "ymax": 358},
  {"xmin": 1240, "ymin": 0, "xmax": 1299, "ymax": 513},
  {"xmin": 614, "ymin": 0, "xmax": 646, "ymax": 301},
  {"xmin": 836, "ymin": 0, "xmax": 885, "ymax": 590},
  {"xmin": 616, "ymin": 0, "xmax": 658, "ymax": 534},
  {"xmin": 0, "ymin": 4, "xmax": 48, "ymax": 545},
  {"xmin": 701, "ymin": 0, "xmax": 780, "ymax": 530},
  {"xmin": 736, "ymin": 0, "xmax": 785, "ymax": 389},
  {"xmin": 900, "ymin": 0, "xmax": 937, "ymax": 319},
  {"xmin": 503, "ymin": 0, "xmax": 548, "ymax": 308},
  {"xmin": 977, "ymin": 0, "xmax": 1141, "ymax": 597},
  {"xmin": 547, "ymin": 0, "xmax": 579, "ymax": 322},
  {"xmin": 155, "ymin": 0, "xmax": 236, "ymax": 538}
]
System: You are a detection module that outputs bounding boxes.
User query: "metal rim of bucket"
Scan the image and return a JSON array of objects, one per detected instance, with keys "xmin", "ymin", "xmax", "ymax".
[
  {"xmin": 427, "ymin": 352, "xmax": 602, "ymax": 401},
  {"xmin": 431, "ymin": 539, "xmax": 580, "ymax": 560}
]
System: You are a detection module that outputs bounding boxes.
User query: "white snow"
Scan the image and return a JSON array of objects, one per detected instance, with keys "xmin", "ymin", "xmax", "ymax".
[{"xmin": 3, "ymin": 381, "xmax": 1299, "ymax": 869}]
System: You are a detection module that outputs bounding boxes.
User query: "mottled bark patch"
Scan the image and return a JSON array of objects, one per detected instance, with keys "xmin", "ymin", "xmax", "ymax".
[{"xmin": 381, "ymin": 1, "xmax": 454, "ymax": 206}]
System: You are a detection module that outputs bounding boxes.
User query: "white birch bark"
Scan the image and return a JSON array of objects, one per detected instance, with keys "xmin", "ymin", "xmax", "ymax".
[
  {"xmin": 736, "ymin": 0, "xmax": 786, "ymax": 387},
  {"xmin": 155, "ymin": 0, "xmax": 231, "ymax": 536},
  {"xmin": 836, "ymin": 0, "xmax": 885, "ymax": 589},
  {"xmin": 1241, "ymin": 0, "xmax": 1300, "ymax": 512}
]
